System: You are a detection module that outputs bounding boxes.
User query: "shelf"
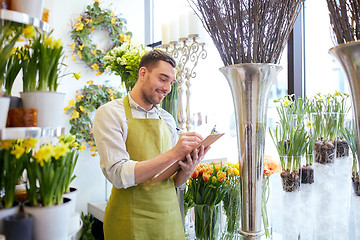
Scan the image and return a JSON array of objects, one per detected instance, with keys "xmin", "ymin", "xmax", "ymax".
[
  {"xmin": 0, "ymin": 9, "xmax": 50, "ymax": 32},
  {"xmin": 0, "ymin": 127, "xmax": 65, "ymax": 140}
]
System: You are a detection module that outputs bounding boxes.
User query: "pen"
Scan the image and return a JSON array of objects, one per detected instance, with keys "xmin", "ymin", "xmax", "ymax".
[{"xmin": 176, "ymin": 127, "xmax": 184, "ymax": 134}]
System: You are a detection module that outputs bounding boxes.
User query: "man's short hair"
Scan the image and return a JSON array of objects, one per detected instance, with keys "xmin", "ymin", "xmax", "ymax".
[{"xmin": 139, "ymin": 49, "xmax": 176, "ymax": 71}]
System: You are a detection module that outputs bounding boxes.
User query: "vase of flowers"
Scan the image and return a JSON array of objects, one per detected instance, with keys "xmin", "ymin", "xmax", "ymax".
[
  {"xmin": 103, "ymin": 42, "xmax": 152, "ymax": 92},
  {"xmin": 189, "ymin": 162, "xmax": 229, "ymax": 240},
  {"xmin": 222, "ymin": 162, "xmax": 241, "ymax": 240},
  {"xmin": 23, "ymin": 134, "xmax": 84, "ymax": 240}
]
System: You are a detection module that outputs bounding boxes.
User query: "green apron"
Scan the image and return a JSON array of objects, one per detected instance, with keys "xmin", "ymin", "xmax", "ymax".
[{"xmin": 103, "ymin": 95, "xmax": 185, "ymax": 240}]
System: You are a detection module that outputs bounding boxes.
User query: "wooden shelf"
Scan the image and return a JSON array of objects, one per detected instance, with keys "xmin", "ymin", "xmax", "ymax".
[
  {"xmin": 0, "ymin": 9, "xmax": 50, "ymax": 32},
  {"xmin": 0, "ymin": 127, "xmax": 65, "ymax": 140}
]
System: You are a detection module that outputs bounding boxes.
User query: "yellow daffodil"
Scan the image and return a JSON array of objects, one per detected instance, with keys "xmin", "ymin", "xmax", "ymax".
[
  {"xmin": 34, "ymin": 145, "xmax": 54, "ymax": 166},
  {"xmin": 85, "ymin": 18, "xmax": 92, "ymax": 24},
  {"xmin": 96, "ymin": 71, "xmax": 102, "ymax": 76},
  {"xmin": 68, "ymin": 99, "xmax": 76, "ymax": 107},
  {"xmin": 53, "ymin": 143, "xmax": 70, "ymax": 160},
  {"xmin": 0, "ymin": 140, "xmax": 14, "ymax": 150},
  {"xmin": 11, "ymin": 145, "xmax": 25, "ymax": 159},
  {"xmin": 90, "ymin": 146, "xmax": 96, "ymax": 152},
  {"xmin": 73, "ymin": 72, "xmax": 81, "ymax": 80},
  {"xmin": 80, "ymin": 145, "xmax": 87, "ymax": 152},
  {"xmin": 75, "ymin": 16, "xmax": 83, "ymax": 22},
  {"xmin": 87, "ymin": 80, "xmax": 94, "ymax": 85},
  {"xmin": 79, "ymin": 105, "xmax": 85, "ymax": 112},
  {"xmin": 22, "ymin": 138, "xmax": 38, "ymax": 150},
  {"xmin": 94, "ymin": 0, "xmax": 100, "ymax": 4},
  {"xmin": 76, "ymin": 94, "xmax": 84, "ymax": 101},
  {"xmin": 91, "ymin": 63, "xmax": 99, "ymax": 70},
  {"xmin": 110, "ymin": 11, "xmax": 115, "ymax": 17},
  {"xmin": 282, "ymin": 99, "xmax": 292, "ymax": 107},
  {"xmin": 91, "ymin": 49, "xmax": 97, "ymax": 55},
  {"xmin": 22, "ymin": 25, "xmax": 35, "ymax": 38},
  {"xmin": 77, "ymin": 51, "xmax": 82, "ymax": 59},
  {"xmin": 71, "ymin": 54, "xmax": 76, "ymax": 62},
  {"xmin": 79, "ymin": 45, "xmax": 84, "ymax": 50},
  {"xmin": 88, "ymin": 141, "xmax": 94, "ymax": 146},
  {"xmin": 64, "ymin": 106, "xmax": 70, "ymax": 113},
  {"xmin": 53, "ymin": 39, "xmax": 63, "ymax": 48},
  {"xmin": 90, "ymin": 27, "xmax": 95, "ymax": 33}
]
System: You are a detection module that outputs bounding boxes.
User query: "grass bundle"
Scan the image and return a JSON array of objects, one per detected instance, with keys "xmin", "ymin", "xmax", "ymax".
[
  {"xmin": 327, "ymin": 0, "xmax": 360, "ymax": 45},
  {"xmin": 188, "ymin": 0, "xmax": 304, "ymax": 65}
]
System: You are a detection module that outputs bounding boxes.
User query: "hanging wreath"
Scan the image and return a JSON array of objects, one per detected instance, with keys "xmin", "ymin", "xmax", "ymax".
[
  {"xmin": 70, "ymin": 0, "xmax": 132, "ymax": 75},
  {"xmin": 64, "ymin": 81, "xmax": 124, "ymax": 156}
]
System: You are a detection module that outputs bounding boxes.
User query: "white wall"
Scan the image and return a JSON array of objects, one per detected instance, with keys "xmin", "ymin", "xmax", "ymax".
[{"xmin": 37, "ymin": 0, "xmax": 145, "ymax": 214}]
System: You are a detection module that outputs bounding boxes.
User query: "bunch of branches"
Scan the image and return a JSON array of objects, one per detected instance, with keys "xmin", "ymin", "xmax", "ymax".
[
  {"xmin": 188, "ymin": 0, "xmax": 304, "ymax": 65},
  {"xmin": 327, "ymin": 0, "xmax": 360, "ymax": 45}
]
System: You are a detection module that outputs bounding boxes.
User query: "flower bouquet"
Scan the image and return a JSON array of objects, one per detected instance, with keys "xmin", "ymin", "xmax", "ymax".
[
  {"xmin": 222, "ymin": 162, "xmax": 241, "ymax": 239},
  {"xmin": 0, "ymin": 139, "xmax": 37, "ymax": 208},
  {"xmin": 103, "ymin": 42, "xmax": 152, "ymax": 92},
  {"xmin": 189, "ymin": 162, "xmax": 229, "ymax": 240}
]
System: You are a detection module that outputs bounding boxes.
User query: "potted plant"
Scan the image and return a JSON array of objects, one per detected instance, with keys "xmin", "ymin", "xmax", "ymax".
[
  {"xmin": 103, "ymin": 42, "xmax": 152, "ymax": 92},
  {"xmin": 23, "ymin": 134, "xmax": 85, "ymax": 240},
  {"xmin": 0, "ymin": 138, "xmax": 37, "ymax": 233}
]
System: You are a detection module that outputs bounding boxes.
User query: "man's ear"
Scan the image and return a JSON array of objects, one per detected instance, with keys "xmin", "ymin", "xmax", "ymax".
[{"xmin": 138, "ymin": 66, "xmax": 147, "ymax": 79}]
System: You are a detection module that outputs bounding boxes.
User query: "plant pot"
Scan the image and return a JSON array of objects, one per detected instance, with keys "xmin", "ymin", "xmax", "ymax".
[
  {"xmin": 280, "ymin": 156, "xmax": 302, "ymax": 192},
  {"xmin": 352, "ymin": 172, "xmax": 360, "ymax": 196},
  {"xmin": 20, "ymin": 91, "xmax": 65, "ymax": 128},
  {"xmin": 63, "ymin": 187, "xmax": 78, "ymax": 213},
  {"xmin": 0, "ymin": 96, "xmax": 10, "ymax": 128},
  {"xmin": 7, "ymin": 108, "xmax": 37, "ymax": 127},
  {"xmin": 0, "ymin": 202, "xmax": 20, "ymax": 234},
  {"xmin": 301, "ymin": 163, "xmax": 314, "ymax": 184},
  {"xmin": 10, "ymin": 0, "xmax": 44, "ymax": 19},
  {"xmin": 336, "ymin": 137, "xmax": 349, "ymax": 158},
  {"xmin": 4, "ymin": 213, "xmax": 33, "ymax": 240},
  {"xmin": 23, "ymin": 198, "xmax": 71, "ymax": 240}
]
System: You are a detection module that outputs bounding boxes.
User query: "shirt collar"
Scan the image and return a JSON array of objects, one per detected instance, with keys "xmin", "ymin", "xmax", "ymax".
[{"xmin": 127, "ymin": 93, "xmax": 160, "ymax": 113}]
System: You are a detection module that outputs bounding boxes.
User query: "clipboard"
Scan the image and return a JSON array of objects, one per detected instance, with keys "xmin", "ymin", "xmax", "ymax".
[{"xmin": 149, "ymin": 133, "xmax": 224, "ymax": 185}]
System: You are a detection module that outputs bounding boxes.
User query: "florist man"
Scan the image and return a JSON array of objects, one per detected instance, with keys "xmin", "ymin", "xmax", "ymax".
[{"xmin": 93, "ymin": 49, "xmax": 209, "ymax": 239}]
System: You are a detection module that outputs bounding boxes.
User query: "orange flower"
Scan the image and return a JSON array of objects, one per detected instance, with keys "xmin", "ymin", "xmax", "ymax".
[
  {"xmin": 42, "ymin": 8, "xmax": 50, "ymax": 23},
  {"xmin": 263, "ymin": 155, "xmax": 280, "ymax": 176},
  {"xmin": 191, "ymin": 170, "xmax": 199, "ymax": 179},
  {"xmin": 202, "ymin": 172, "xmax": 211, "ymax": 182}
]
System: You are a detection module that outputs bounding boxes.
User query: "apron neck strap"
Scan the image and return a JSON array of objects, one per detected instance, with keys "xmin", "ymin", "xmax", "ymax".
[{"xmin": 123, "ymin": 95, "xmax": 133, "ymax": 120}]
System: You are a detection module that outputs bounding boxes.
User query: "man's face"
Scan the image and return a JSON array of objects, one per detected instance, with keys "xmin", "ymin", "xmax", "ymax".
[{"xmin": 141, "ymin": 60, "xmax": 176, "ymax": 107}]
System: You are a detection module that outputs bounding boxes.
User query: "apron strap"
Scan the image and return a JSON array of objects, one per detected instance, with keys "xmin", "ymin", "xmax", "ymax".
[{"xmin": 123, "ymin": 95, "xmax": 133, "ymax": 120}]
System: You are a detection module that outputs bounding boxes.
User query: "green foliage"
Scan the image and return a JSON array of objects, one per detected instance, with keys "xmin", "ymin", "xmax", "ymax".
[
  {"xmin": 341, "ymin": 128, "xmax": 358, "ymax": 173},
  {"xmin": 65, "ymin": 82, "xmax": 124, "ymax": 150},
  {"xmin": 70, "ymin": 1, "xmax": 132, "ymax": 73},
  {"xmin": 161, "ymin": 81, "xmax": 179, "ymax": 121},
  {"xmin": 80, "ymin": 213, "xmax": 96, "ymax": 240}
]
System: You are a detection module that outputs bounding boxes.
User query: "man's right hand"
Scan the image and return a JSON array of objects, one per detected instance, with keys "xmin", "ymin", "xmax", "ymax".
[{"xmin": 172, "ymin": 132, "xmax": 203, "ymax": 159}]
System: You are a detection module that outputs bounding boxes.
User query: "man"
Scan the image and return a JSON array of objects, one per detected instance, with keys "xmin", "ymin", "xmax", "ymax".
[{"xmin": 93, "ymin": 49, "xmax": 209, "ymax": 239}]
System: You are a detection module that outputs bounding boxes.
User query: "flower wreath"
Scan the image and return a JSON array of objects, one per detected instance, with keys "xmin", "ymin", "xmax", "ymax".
[
  {"xmin": 70, "ymin": 0, "xmax": 132, "ymax": 75},
  {"xmin": 64, "ymin": 81, "xmax": 124, "ymax": 156}
]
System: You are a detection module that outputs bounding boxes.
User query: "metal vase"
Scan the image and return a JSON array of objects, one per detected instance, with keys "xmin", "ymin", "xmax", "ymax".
[
  {"xmin": 220, "ymin": 63, "xmax": 282, "ymax": 237},
  {"xmin": 329, "ymin": 42, "xmax": 360, "ymax": 173}
]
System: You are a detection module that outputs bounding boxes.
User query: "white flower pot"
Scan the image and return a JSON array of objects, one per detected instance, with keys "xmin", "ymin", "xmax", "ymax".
[
  {"xmin": 24, "ymin": 198, "xmax": 71, "ymax": 240},
  {"xmin": 10, "ymin": 0, "xmax": 44, "ymax": 19},
  {"xmin": 20, "ymin": 91, "xmax": 65, "ymax": 128},
  {"xmin": 0, "ymin": 97, "xmax": 10, "ymax": 128},
  {"xmin": 63, "ymin": 187, "xmax": 77, "ymax": 213},
  {"xmin": 0, "ymin": 202, "xmax": 20, "ymax": 234}
]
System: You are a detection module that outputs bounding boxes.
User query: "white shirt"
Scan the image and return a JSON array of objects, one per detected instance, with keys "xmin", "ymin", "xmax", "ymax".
[{"xmin": 93, "ymin": 94, "xmax": 178, "ymax": 189}]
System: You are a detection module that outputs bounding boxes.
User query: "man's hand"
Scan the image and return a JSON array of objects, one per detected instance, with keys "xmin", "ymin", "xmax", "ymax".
[{"xmin": 171, "ymin": 132, "xmax": 203, "ymax": 160}]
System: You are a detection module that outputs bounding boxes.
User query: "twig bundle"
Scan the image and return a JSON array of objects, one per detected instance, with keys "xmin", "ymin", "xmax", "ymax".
[
  {"xmin": 188, "ymin": 0, "xmax": 304, "ymax": 65},
  {"xmin": 327, "ymin": 0, "xmax": 360, "ymax": 45}
]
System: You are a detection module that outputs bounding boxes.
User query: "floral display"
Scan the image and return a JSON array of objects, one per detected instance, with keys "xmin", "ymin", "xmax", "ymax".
[
  {"xmin": 222, "ymin": 162, "xmax": 241, "ymax": 239},
  {"xmin": 64, "ymin": 81, "xmax": 124, "ymax": 156},
  {"xmin": 26, "ymin": 134, "xmax": 85, "ymax": 207},
  {"xmin": 103, "ymin": 42, "xmax": 152, "ymax": 92},
  {"xmin": 70, "ymin": 0, "xmax": 132, "ymax": 75},
  {"xmin": 0, "ymin": 138, "xmax": 37, "ymax": 208},
  {"xmin": 189, "ymin": 162, "xmax": 229, "ymax": 240},
  {"xmin": 262, "ymin": 155, "xmax": 280, "ymax": 238}
]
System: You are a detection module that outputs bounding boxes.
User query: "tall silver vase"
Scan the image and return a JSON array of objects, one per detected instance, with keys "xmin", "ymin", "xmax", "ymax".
[
  {"xmin": 329, "ymin": 42, "xmax": 360, "ymax": 172},
  {"xmin": 220, "ymin": 63, "xmax": 282, "ymax": 237}
]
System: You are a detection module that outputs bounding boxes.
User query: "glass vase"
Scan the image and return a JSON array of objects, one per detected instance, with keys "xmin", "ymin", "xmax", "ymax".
[
  {"xmin": 262, "ymin": 176, "xmax": 272, "ymax": 239},
  {"xmin": 222, "ymin": 187, "xmax": 241, "ymax": 240},
  {"xmin": 194, "ymin": 203, "xmax": 221, "ymax": 240}
]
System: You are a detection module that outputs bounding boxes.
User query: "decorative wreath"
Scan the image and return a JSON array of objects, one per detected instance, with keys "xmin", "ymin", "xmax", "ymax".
[
  {"xmin": 64, "ymin": 81, "xmax": 124, "ymax": 156},
  {"xmin": 70, "ymin": 0, "xmax": 132, "ymax": 75}
]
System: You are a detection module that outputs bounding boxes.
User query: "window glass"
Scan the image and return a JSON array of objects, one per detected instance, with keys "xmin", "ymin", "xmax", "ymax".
[{"xmin": 304, "ymin": 0, "xmax": 349, "ymax": 98}]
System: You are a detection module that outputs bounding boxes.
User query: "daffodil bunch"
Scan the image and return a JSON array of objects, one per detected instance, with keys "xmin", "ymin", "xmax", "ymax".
[
  {"xmin": 222, "ymin": 162, "xmax": 240, "ymax": 236},
  {"xmin": 0, "ymin": 20, "xmax": 23, "ymax": 95},
  {"xmin": 104, "ymin": 42, "xmax": 152, "ymax": 92},
  {"xmin": 0, "ymin": 138, "xmax": 37, "ymax": 208},
  {"xmin": 64, "ymin": 81, "xmax": 124, "ymax": 156},
  {"xmin": 26, "ymin": 134, "xmax": 85, "ymax": 207},
  {"xmin": 189, "ymin": 162, "xmax": 229, "ymax": 206}
]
